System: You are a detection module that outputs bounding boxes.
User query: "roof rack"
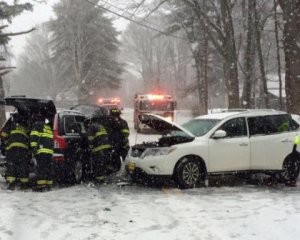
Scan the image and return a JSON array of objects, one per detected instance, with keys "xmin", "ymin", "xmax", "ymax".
[{"xmin": 209, "ymin": 108, "xmax": 248, "ymax": 113}]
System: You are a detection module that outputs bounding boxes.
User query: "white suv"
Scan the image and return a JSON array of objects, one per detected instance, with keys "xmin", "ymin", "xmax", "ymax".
[{"xmin": 125, "ymin": 110, "xmax": 300, "ymax": 188}]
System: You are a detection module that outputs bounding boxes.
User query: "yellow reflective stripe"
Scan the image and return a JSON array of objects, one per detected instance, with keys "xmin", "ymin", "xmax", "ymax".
[
  {"xmin": 6, "ymin": 176, "xmax": 16, "ymax": 183},
  {"xmin": 88, "ymin": 136, "xmax": 94, "ymax": 141},
  {"xmin": 92, "ymin": 144, "xmax": 112, "ymax": 153},
  {"xmin": 31, "ymin": 142, "xmax": 38, "ymax": 147},
  {"xmin": 6, "ymin": 142, "xmax": 28, "ymax": 150},
  {"xmin": 95, "ymin": 130, "xmax": 107, "ymax": 137},
  {"xmin": 295, "ymin": 135, "xmax": 299, "ymax": 145},
  {"xmin": 37, "ymin": 149, "xmax": 54, "ymax": 154},
  {"xmin": 46, "ymin": 180, "xmax": 53, "ymax": 185},
  {"xmin": 20, "ymin": 178, "xmax": 29, "ymax": 183},
  {"xmin": 37, "ymin": 180, "xmax": 47, "ymax": 185},
  {"xmin": 1, "ymin": 132, "xmax": 8, "ymax": 137},
  {"xmin": 30, "ymin": 131, "xmax": 40, "ymax": 136},
  {"xmin": 96, "ymin": 176, "xmax": 106, "ymax": 181},
  {"xmin": 121, "ymin": 129, "xmax": 129, "ymax": 134},
  {"xmin": 40, "ymin": 133, "xmax": 53, "ymax": 139},
  {"xmin": 11, "ymin": 130, "xmax": 28, "ymax": 138}
]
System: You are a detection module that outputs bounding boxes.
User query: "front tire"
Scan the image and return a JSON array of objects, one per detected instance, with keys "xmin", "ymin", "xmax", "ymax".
[{"xmin": 175, "ymin": 157, "xmax": 203, "ymax": 189}]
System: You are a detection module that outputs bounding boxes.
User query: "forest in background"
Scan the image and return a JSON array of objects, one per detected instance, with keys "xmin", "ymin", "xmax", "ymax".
[{"xmin": 1, "ymin": 0, "xmax": 300, "ymax": 125}]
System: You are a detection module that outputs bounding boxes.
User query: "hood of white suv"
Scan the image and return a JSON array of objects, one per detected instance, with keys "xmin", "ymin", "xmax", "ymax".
[{"xmin": 138, "ymin": 114, "xmax": 195, "ymax": 138}]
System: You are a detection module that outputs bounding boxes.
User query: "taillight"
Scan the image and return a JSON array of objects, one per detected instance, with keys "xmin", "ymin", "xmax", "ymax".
[
  {"xmin": 53, "ymin": 132, "xmax": 67, "ymax": 149},
  {"xmin": 53, "ymin": 114, "xmax": 67, "ymax": 149}
]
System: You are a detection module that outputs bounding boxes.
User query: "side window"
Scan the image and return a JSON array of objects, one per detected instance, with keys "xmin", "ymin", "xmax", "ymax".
[
  {"xmin": 64, "ymin": 115, "xmax": 83, "ymax": 135},
  {"xmin": 248, "ymin": 116, "xmax": 273, "ymax": 136},
  {"xmin": 75, "ymin": 116, "xmax": 86, "ymax": 134},
  {"xmin": 218, "ymin": 117, "xmax": 247, "ymax": 138},
  {"xmin": 247, "ymin": 114, "xmax": 298, "ymax": 136}
]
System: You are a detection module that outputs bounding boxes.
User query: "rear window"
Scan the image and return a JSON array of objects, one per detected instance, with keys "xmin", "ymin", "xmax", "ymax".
[
  {"xmin": 71, "ymin": 104, "xmax": 107, "ymax": 117},
  {"xmin": 63, "ymin": 115, "xmax": 86, "ymax": 135}
]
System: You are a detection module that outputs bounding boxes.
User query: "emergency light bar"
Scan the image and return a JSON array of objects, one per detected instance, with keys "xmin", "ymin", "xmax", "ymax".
[
  {"xmin": 98, "ymin": 97, "xmax": 120, "ymax": 104},
  {"xmin": 147, "ymin": 94, "xmax": 165, "ymax": 100}
]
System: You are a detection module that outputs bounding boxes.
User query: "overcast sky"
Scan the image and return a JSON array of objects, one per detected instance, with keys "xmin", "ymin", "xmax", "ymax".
[{"xmin": 7, "ymin": 0, "xmax": 128, "ymax": 58}]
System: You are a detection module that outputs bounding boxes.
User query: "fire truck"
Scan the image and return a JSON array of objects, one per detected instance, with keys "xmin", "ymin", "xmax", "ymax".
[
  {"xmin": 133, "ymin": 93, "xmax": 176, "ymax": 133},
  {"xmin": 97, "ymin": 97, "xmax": 121, "ymax": 114}
]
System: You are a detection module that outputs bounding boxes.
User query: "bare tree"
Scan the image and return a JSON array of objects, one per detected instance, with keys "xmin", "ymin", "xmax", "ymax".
[{"xmin": 278, "ymin": 0, "xmax": 300, "ymax": 114}]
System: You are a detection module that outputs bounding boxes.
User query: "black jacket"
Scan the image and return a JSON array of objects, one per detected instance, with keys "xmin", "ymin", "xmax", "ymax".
[{"xmin": 30, "ymin": 121, "xmax": 54, "ymax": 156}]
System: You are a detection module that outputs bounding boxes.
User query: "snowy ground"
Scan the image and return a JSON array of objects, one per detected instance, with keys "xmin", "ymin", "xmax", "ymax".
[{"xmin": 1, "ymin": 109, "xmax": 300, "ymax": 240}]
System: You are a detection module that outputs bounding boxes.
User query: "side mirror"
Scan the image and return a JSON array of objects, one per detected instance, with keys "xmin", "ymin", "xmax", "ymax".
[{"xmin": 212, "ymin": 130, "xmax": 227, "ymax": 139}]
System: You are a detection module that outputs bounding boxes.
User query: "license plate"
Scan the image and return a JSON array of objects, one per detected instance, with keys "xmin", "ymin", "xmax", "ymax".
[{"xmin": 128, "ymin": 162, "xmax": 136, "ymax": 171}]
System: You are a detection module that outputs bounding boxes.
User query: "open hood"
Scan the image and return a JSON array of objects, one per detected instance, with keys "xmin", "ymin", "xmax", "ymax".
[
  {"xmin": 138, "ymin": 114, "xmax": 195, "ymax": 138},
  {"xmin": 4, "ymin": 97, "xmax": 56, "ymax": 120}
]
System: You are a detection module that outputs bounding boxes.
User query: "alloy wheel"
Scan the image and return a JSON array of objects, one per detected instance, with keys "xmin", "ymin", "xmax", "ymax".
[{"xmin": 182, "ymin": 162, "xmax": 200, "ymax": 185}]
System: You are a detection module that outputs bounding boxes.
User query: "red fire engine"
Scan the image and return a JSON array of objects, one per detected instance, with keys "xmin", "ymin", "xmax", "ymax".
[
  {"xmin": 97, "ymin": 97, "xmax": 121, "ymax": 113},
  {"xmin": 133, "ymin": 93, "xmax": 176, "ymax": 132}
]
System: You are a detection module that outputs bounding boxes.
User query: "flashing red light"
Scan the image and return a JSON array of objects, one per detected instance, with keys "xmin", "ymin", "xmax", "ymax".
[
  {"xmin": 148, "ymin": 94, "xmax": 164, "ymax": 100},
  {"xmin": 112, "ymin": 97, "xmax": 120, "ymax": 103}
]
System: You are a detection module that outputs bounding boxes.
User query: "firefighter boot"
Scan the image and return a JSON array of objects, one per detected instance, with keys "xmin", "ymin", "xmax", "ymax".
[
  {"xmin": 7, "ymin": 182, "xmax": 18, "ymax": 190},
  {"xmin": 285, "ymin": 180, "xmax": 297, "ymax": 187}
]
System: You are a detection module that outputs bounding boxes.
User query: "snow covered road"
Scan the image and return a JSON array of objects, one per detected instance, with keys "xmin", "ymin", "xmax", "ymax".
[
  {"xmin": 1, "ymin": 181, "xmax": 300, "ymax": 240},
  {"xmin": 1, "ymin": 108, "xmax": 300, "ymax": 240}
]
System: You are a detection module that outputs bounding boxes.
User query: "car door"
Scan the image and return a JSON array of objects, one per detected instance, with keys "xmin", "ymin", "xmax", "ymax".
[
  {"xmin": 208, "ymin": 117, "xmax": 250, "ymax": 172},
  {"xmin": 248, "ymin": 114, "xmax": 299, "ymax": 170}
]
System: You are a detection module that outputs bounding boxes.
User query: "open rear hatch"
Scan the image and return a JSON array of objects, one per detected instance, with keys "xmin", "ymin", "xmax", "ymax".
[{"xmin": 4, "ymin": 97, "xmax": 56, "ymax": 121}]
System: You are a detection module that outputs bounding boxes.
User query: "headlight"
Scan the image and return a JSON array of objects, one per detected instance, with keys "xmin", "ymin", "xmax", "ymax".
[{"xmin": 141, "ymin": 147, "xmax": 176, "ymax": 159}]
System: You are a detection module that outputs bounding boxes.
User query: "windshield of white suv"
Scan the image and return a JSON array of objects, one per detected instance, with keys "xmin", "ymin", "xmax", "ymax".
[{"xmin": 181, "ymin": 119, "xmax": 221, "ymax": 137}]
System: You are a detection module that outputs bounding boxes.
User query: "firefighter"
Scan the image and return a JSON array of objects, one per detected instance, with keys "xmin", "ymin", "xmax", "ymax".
[
  {"xmin": 30, "ymin": 114, "xmax": 54, "ymax": 191},
  {"xmin": 87, "ymin": 113, "xmax": 112, "ymax": 183},
  {"xmin": 110, "ymin": 108, "xmax": 130, "ymax": 161},
  {"xmin": 1, "ymin": 113, "xmax": 30, "ymax": 190}
]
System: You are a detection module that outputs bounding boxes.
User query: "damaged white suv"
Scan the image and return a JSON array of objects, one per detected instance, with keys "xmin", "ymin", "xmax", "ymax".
[{"xmin": 125, "ymin": 110, "xmax": 300, "ymax": 188}]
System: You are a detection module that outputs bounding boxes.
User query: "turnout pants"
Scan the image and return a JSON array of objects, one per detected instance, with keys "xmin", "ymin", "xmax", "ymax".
[
  {"xmin": 6, "ymin": 147, "xmax": 30, "ymax": 184},
  {"xmin": 35, "ymin": 153, "xmax": 53, "ymax": 186},
  {"xmin": 92, "ymin": 149, "xmax": 111, "ymax": 180}
]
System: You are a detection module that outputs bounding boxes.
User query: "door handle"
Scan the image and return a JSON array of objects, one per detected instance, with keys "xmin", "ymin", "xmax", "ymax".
[
  {"xmin": 239, "ymin": 143, "xmax": 248, "ymax": 147},
  {"xmin": 281, "ymin": 139, "xmax": 292, "ymax": 143}
]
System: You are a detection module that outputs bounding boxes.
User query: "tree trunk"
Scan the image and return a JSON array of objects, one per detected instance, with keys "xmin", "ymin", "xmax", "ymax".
[
  {"xmin": 242, "ymin": 0, "xmax": 255, "ymax": 109},
  {"xmin": 221, "ymin": 0, "xmax": 240, "ymax": 109},
  {"xmin": 254, "ymin": 2, "xmax": 269, "ymax": 108},
  {"xmin": 0, "ymin": 76, "xmax": 6, "ymax": 127},
  {"xmin": 274, "ymin": 0, "xmax": 283, "ymax": 110},
  {"xmin": 279, "ymin": 0, "xmax": 300, "ymax": 114}
]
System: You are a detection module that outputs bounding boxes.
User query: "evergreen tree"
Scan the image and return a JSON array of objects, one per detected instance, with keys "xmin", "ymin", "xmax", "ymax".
[
  {"xmin": 0, "ymin": 1, "xmax": 33, "ymax": 126},
  {"xmin": 50, "ymin": 0, "xmax": 123, "ymax": 104}
]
